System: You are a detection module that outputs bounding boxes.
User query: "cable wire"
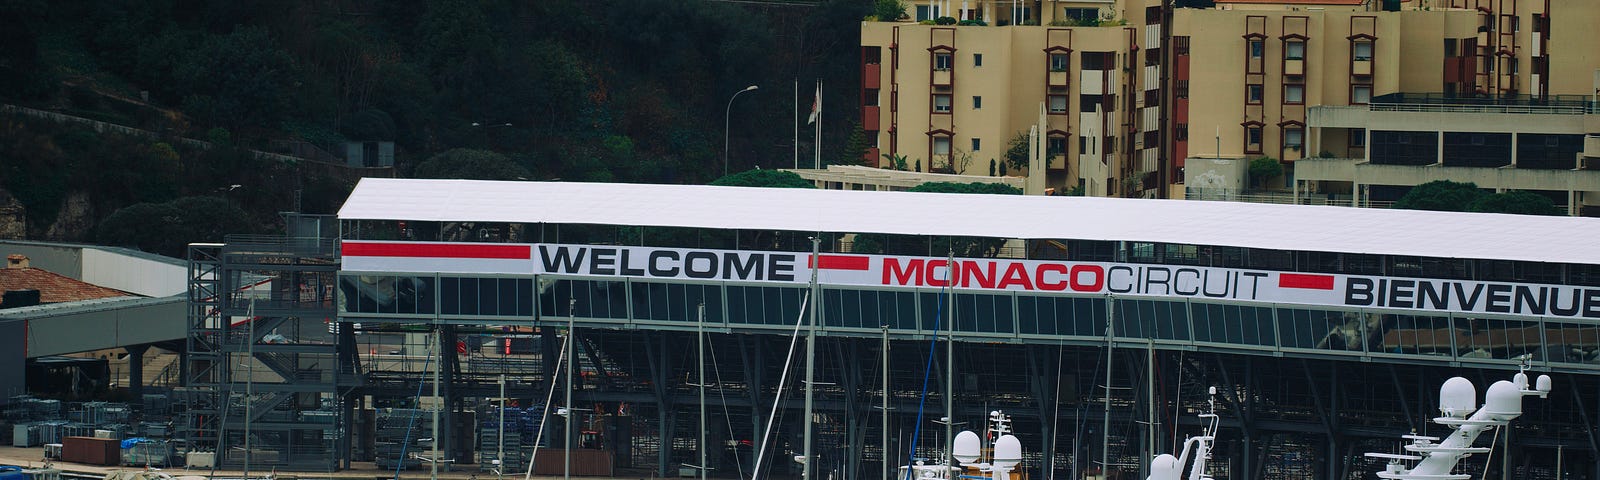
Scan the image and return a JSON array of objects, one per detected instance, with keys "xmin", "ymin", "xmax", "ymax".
[{"xmin": 899, "ymin": 283, "xmax": 947, "ymax": 480}]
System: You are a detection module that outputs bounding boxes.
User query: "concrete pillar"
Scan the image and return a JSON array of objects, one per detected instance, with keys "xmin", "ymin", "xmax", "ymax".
[
  {"xmin": 1435, "ymin": 130, "xmax": 1445, "ymax": 165},
  {"xmin": 1511, "ymin": 133, "xmax": 1519, "ymax": 167},
  {"xmin": 125, "ymin": 344, "xmax": 150, "ymax": 398}
]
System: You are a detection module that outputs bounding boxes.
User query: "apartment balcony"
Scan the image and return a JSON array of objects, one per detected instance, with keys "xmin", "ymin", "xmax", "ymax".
[
  {"xmin": 863, "ymin": 63, "xmax": 882, "ymax": 89},
  {"xmin": 1285, "ymin": 59, "xmax": 1305, "ymax": 76},
  {"xmin": 1352, "ymin": 59, "xmax": 1372, "ymax": 76},
  {"xmin": 1049, "ymin": 153, "xmax": 1067, "ymax": 171},
  {"xmin": 863, "ymin": 105, "xmax": 880, "ymax": 131},
  {"xmin": 1048, "ymin": 70, "xmax": 1069, "ymax": 88},
  {"xmin": 933, "ymin": 68, "xmax": 952, "ymax": 86}
]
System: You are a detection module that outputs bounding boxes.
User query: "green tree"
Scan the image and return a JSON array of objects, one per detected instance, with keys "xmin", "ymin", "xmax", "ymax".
[
  {"xmin": 1004, "ymin": 132, "xmax": 1031, "ymax": 173},
  {"xmin": 1468, "ymin": 191, "xmax": 1563, "ymax": 216},
  {"xmin": 95, "ymin": 196, "xmax": 255, "ymax": 257},
  {"xmin": 413, "ymin": 148, "xmax": 530, "ymax": 180},
  {"xmin": 873, "ymin": 0, "xmax": 909, "ymax": 20},
  {"xmin": 1393, "ymin": 180, "xmax": 1487, "ymax": 212},
  {"xmin": 909, "ymin": 181, "xmax": 1024, "ymax": 196},
  {"xmin": 710, "ymin": 169, "xmax": 817, "ymax": 189},
  {"xmin": 840, "ymin": 121, "xmax": 872, "ymax": 167},
  {"xmin": 882, "ymin": 153, "xmax": 909, "ymax": 171},
  {"xmin": 170, "ymin": 27, "xmax": 302, "ymax": 128},
  {"xmin": 1248, "ymin": 157, "xmax": 1283, "ymax": 189}
]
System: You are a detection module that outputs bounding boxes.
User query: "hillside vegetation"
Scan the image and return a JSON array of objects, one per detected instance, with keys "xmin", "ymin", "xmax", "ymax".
[{"xmin": 0, "ymin": 0, "xmax": 868, "ymax": 255}]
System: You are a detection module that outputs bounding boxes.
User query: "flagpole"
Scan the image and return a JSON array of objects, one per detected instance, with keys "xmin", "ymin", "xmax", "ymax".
[
  {"xmin": 794, "ymin": 78, "xmax": 800, "ymax": 170},
  {"xmin": 814, "ymin": 79, "xmax": 822, "ymax": 169}
]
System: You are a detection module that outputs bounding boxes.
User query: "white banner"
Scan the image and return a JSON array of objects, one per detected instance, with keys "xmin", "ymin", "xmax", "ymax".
[{"xmin": 341, "ymin": 241, "xmax": 1600, "ymax": 320}]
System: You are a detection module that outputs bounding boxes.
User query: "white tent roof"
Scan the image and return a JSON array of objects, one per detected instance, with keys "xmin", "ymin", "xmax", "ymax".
[{"xmin": 338, "ymin": 178, "xmax": 1600, "ymax": 265}]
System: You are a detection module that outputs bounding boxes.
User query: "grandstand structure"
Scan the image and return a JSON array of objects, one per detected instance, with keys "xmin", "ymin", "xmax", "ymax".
[{"xmin": 184, "ymin": 178, "xmax": 1600, "ymax": 480}]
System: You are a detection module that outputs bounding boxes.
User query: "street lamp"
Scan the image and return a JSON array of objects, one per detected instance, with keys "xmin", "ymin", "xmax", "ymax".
[{"xmin": 724, "ymin": 85, "xmax": 759, "ymax": 177}]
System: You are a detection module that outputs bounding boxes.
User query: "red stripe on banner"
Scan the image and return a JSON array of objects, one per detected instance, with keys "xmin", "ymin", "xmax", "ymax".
[
  {"xmin": 342, "ymin": 242, "xmax": 531, "ymax": 259},
  {"xmin": 808, "ymin": 254, "xmax": 871, "ymax": 270},
  {"xmin": 1279, "ymin": 273, "xmax": 1335, "ymax": 290}
]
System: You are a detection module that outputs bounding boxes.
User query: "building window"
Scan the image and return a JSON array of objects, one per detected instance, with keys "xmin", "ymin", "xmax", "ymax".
[
  {"xmin": 1049, "ymin": 54, "xmax": 1070, "ymax": 72},
  {"xmin": 1284, "ymin": 84, "xmax": 1305, "ymax": 104},
  {"xmin": 1175, "ymin": 80, "xmax": 1189, "ymax": 99},
  {"xmin": 1353, "ymin": 41, "xmax": 1373, "ymax": 61},
  {"xmin": 933, "ymin": 136, "xmax": 951, "ymax": 155},
  {"xmin": 1048, "ymin": 137, "xmax": 1067, "ymax": 156},
  {"xmin": 865, "ymin": 88, "xmax": 880, "ymax": 107},
  {"xmin": 1285, "ymin": 40, "xmax": 1306, "ymax": 60},
  {"xmin": 1285, "ymin": 128, "xmax": 1304, "ymax": 151},
  {"xmin": 916, "ymin": 4, "xmax": 941, "ymax": 21},
  {"xmin": 934, "ymin": 53, "xmax": 953, "ymax": 71},
  {"xmin": 974, "ymin": 53, "xmax": 983, "ymax": 67},
  {"xmin": 933, "ymin": 94, "xmax": 952, "ymax": 113},
  {"xmin": 1246, "ymin": 84, "xmax": 1263, "ymax": 104},
  {"xmin": 1248, "ymin": 39, "xmax": 1265, "ymax": 59},
  {"xmin": 1064, "ymin": 8, "xmax": 1097, "ymax": 23},
  {"xmin": 1175, "ymin": 124, "xmax": 1189, "ymax": 142},
  {"xmin": 1246, "ymin": 126, "xmax": 1264, "ymax": 154},
  {"xmin": 1048, "ymin": 95, "xmax": 1068, "ymax": 114},
  {"xmin": 972, "ymin": 96, "xmax": 982, "ymax": 109},
  {"xmin": 1349, "ymin": 128, "xmax": 1366, "ymax": 147},
  {"xmin": 1351, "ymin": 85, "xmax": 1372, "ymax": 104},
  {"xmin": 1010, "ymin": 6, "xmax": 1033, "ymax": 24},
  {"xmin": 971, "ymin": 138, "xmax": 981, "ymax": 151},
  {"xmin": 1081, "ymin": 52, "xmax": 1110, "ymax": 70}
]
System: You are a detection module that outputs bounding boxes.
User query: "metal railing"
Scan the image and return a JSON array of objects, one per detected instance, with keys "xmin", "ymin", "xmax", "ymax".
[
  {"xmin": 1368, "ymin": 92, "xmax": 1598, "ymax": 115},
  {"xmin": 1184, "ymin": 190, "xmax": 1395, "ymax": 209}
]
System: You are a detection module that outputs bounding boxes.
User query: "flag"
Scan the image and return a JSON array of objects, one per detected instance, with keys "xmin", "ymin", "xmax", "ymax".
[{"xmin": 807, "ymin": 82, "xmax": 821, "ymax": 125}]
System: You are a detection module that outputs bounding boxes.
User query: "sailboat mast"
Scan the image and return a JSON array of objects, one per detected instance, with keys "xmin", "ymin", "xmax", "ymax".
[
  {"xmin": 699, "ymin": 304, "xmax": 708, "ymax": 480},
  {"xmin": 944, "ymin": 248, "xmax": 955, "ymax": 471},
  {"xmin": 882, "ymin": 326, "xmax": 890, "ymax": 480},
  {"xmin": 1101, "ymin": 299, "xmax": 1114, "ymax": 480},
  {"xmin": 803, "ymin": 236, "xmax": 821, "ymax": 480}
]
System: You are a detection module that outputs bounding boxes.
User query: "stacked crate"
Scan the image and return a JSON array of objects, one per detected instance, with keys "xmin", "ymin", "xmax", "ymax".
[
  {"xmin": 478, "ymin": 407, "xmax": 525, "ymax": 472},
  {"xmin": 374, "ymin": 408, "xmax": 428, "ymax": 470}
]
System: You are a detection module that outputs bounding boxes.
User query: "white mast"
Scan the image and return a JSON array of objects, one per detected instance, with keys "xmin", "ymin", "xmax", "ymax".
[{"xmin": 802, "ymin": 236, "xmax": 821, "ymax": 480}]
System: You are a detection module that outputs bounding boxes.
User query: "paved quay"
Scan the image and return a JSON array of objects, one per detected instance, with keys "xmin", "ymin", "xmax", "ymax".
[{"xmin": 0, "ymin": 447, "xmax": 658, "ymax": 480}]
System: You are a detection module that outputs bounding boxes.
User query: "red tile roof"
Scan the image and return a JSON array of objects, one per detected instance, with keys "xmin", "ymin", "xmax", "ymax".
[{"xmin": 0, "ymin": 264, "xmax": 132, "ymax": 306}]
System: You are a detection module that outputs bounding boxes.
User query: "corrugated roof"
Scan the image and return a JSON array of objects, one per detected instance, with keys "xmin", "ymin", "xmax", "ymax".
[
  {"xmin": 336, "ymin": 178, "xmax": 1600, "ymax": 266},
  {"xmin": 0, "ymin": 295, "xmax": 168, "ymax": 320}
]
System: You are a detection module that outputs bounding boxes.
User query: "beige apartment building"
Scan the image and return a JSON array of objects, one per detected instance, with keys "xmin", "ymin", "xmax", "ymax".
[{"xmin": 858, "ymin": 0, "xmax": 1600, "ymax": 211}]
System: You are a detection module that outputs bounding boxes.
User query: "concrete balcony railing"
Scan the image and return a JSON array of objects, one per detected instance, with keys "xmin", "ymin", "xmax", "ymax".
[{"xmin": 1295, "ymin": 156, "xmax": 1600, "ymax": 193}]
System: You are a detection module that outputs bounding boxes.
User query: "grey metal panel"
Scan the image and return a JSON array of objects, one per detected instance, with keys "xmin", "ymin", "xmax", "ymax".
[
  {"xmin": 0, "ymin": 241, "xmax": 83, "ymax": 279},
  {"xmin": 0, "ymin": 319, "xmax": 24, "ymax": 397},
  {"xmin": 24, "ymin": 297, "xmax": 186, "ymax": 357}
]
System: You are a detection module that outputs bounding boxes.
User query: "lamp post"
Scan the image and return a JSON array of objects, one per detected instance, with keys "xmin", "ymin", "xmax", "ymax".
[{"xmin": 724, "ymin": 85, "xmax": 759, "ymax": 177}]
